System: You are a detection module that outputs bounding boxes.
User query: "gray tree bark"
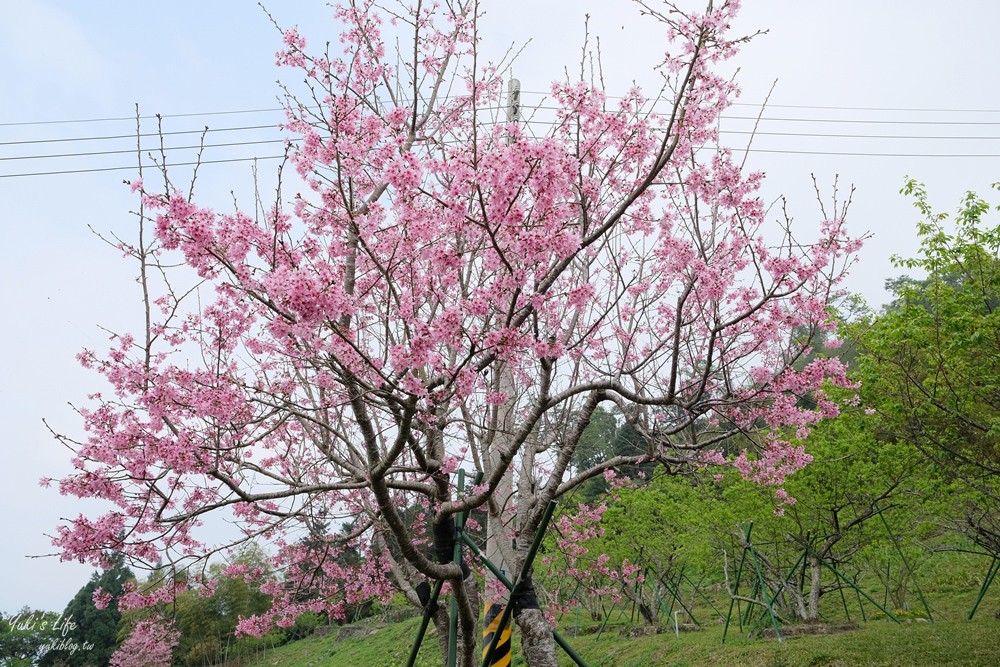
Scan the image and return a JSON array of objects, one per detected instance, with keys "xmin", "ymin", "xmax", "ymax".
[
  {"xmin": 512, "ymin": 576, "xmax": 558, "ymax": 667},
  {"xmin": 807, "ymin": 556, "xmax": 822, "ymax": 621},
  {"xmin": 514, "ymin": 607, "xmax": 558, "ymax": 667},
  {"xmin": 429, "ymin": 571, "xmax": 480, "ymax": 667}
]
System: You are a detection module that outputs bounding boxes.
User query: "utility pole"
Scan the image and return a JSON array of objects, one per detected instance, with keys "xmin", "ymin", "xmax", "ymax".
[
  {"xmin": 482, "ymin": 77, "xmax": 521, "ymax": 667},
  {"xmin": 506, "ymin": 78, "xmax": 521, "ymax": 127}
]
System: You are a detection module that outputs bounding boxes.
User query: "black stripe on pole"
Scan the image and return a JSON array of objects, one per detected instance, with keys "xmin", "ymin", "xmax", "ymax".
[{"xmin": 482, "ymin": 602, "xmax": 511, "ymax": 667}]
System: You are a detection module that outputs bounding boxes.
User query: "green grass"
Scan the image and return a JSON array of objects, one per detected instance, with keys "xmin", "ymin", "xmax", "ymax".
[
  {"xmin": 240, "ymin": 555, "xmax": 1000, "ymax": 667},
  {"xmin": 239, "ymin": 616, "xmax": 448, "ymax": 667},
  {"xmin": 556, "ymin": 620, "xmax": 1000, "ymax": 667},
  {"xmin": 241, "ymin": 613, "xmax": 1000, "ymax": 667}
]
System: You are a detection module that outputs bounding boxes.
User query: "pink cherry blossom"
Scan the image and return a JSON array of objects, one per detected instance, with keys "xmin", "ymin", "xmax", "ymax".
[{"xmin": 110, "ymin": 616, "xmax": 180, "ymax": 667}]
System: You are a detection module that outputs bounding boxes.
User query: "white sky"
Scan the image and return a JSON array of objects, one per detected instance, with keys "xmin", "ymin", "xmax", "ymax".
[{"xmin": 2, "ymin": 0, "xmax": 998, "ymax": 615}]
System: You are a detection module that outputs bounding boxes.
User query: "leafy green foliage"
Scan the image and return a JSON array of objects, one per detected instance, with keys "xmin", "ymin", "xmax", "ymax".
[
  {"xmin": 38, "ymin": 556, "xmax": 133, "ymax": 667},
  {"xmin": 546, "ymin": 393, "xmax": 943, "ymax": 627},
  {"xmin": 567, "ymin": 407, "xmax": 655, "ymax": 504},
  {"xmin": 0, "ymin": 608, "xmax": 60, "ymax": 667},
  {"xmin": 571, "ymin": 406, "xmax": 619, "ymax": 472},
  {"xmin": 855, "ymin": 179, "xmax": 1000, "ymax": 554},
  {"xmin": 121, "ymin": 544, "xmax": 278, "ymax": 667}
]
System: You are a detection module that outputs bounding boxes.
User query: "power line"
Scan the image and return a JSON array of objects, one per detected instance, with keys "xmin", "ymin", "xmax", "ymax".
[
  {"xmin": 721, "ymin": 130, "xmax": 1000, "ymax": 140},
  {"xmin": 0, "ymin": 155, "xmax": 287, "ymax": 179},
  {"xmin": 8, "ymin": 96, "xmax": 1000, "ymax": 132},
  {"xmin": 724, "ymin": 115, "xmax": 1000, "ymax": 126},
  {"xmin": 520, "ymin": 104, "xmax": 1000, "ymax": 125},
  {"xmin": 1, "ymin": 138, "xmax": 291, "ymax": 162},
  {"xmin": 730, "ymin": 148, "xmax": 1000, "ymax": 158},
  {"xmin": 0, "ymin": 124, "xmax": 279, "ymax": 147},
  {"xmin": 0, "ymin": 102, "xmax": 506, "ymax": 130},
  {"xmin": 488, "ymin": 116, "xmax": 1000, "ymax": 140},
  {"xmin": 517, "ymin": 91, "xmax": 1000, "ymax": 114},
  {"xmin": 7, "ymin": 103, "xmax": 1000, "ymax": 179},
  {"xmin": 0, "ymin": 108, "xmax": 285, "ymax": 128},
  {"xmin": 5, "ymin": 120, "xmax": 1000, "ymax": 154},
  {"xmin": 729, "ymin": 102, "xmax": 1000, "ymax": 114},
  {"xmin": 6, "ymin": 102, "xmax": 1000, "ymax": 152},
  {"xmin": 6, "ymin": 144, "xmax": 999, "ymax": 180}
]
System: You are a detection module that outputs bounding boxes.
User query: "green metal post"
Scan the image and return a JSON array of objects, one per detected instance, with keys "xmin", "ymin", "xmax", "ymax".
[
  {"xmin": 745, "ymin": 536, "xmax": 782, "ymax": 641},
  {"xmin": 644, "ymin": 567, "xmax": 665, "ymax": 622},
  {"xmin": 883, "ymin": 561, "xmax": 890, "ymax": 610},
  {"xmin": 740, "ymin": 579, "xmax": 760, "ymax": 628},
  {"xmin": 793, "ymin": 533, "xmax": 862, "ymax": 624},
  {"xmin": 629, "ymin": 546, "xmax": 643, "ymax": 625},
  {"xmin": 447, "ymin": 469, "xmax": 466, "ymax": 667},
  {"xmin": 461, "ymin": 532, "xmax": 588, "ymax": 667},
  {"xmin": 838, "ymin": 581, "xmax": 852, "ymax": 623},
  {"xmin": 409, "ymin": 470, "xmax": 483, "ymax": 667},
  {"xmin": 722, "ymin": 525, "xmax": 751, "ymax": 644},
  {"xmin": 648, "ymin": 579, "xmax": 670, "ymax": 621},
  {"xmin": 614, "ymin": 581, "xmax": 632, "ymax": 623},
  {"xmin": 669, "ymin": 565, "xmax": 686, "ymax": 622},
  {"xmin": 681, "ymin": 571, "xmax": 725, "ymax": 620},
  {"xmin": 575, "ymin": 591, "xmax": 585, "ymax": 639},
  {"xmin": 657, "ymin": 570, "xmax": 700, "ymax": 626},
  {"xmin": 631, "ymin": 579, "xmax": 639, "ymax": 624},
  {"xmin": 481, "ymin": 500, "xmax": 557, "ymax": 667},
  {"xmin": 876, "ymin": 506, "xmax": 933, "ymax": 621},
  {"xmin": 552, "ymin": 628, "xmax": 590, "ymax": 667},
  {"xmin": 406, "ymin": 578, "xmax": 444, "ymax": 667},
  {"xmin": 565, "ymin": 579, "xmax": 583, "ymax": 632},
  {"xmin": 818, "ymin": 559, "xmax": 900, "ymax": 623},
  {"xmin": 593, "ymin": 594, "xmax": 617, "ymax": 641},
  {"xmin": 665, "ymin": 578, "xmax": 677, "ymax": 618},
  {"xmin": 798, "ymin": 533, "xmax": 810, "ymax": 609},
  {"xmin": 969, "ymin": 556, "xmax": 999, "ymax": 620},
  {"xmin": 760, "ymin": 548, "xmax": 808, "ymax": 626},
  {"xmin": 461, "ymin": 533, "xmax": 500, "ymax": 580}
]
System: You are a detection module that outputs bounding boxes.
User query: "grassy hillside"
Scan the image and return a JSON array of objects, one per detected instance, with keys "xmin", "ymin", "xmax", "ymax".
[
  {"xmin": 227, "ymin": 545, "xmax": 1000, "ymax": 667},
  {"xmin": 241, "ymin": 613, "xmax": 1000, "ymax": 667}
]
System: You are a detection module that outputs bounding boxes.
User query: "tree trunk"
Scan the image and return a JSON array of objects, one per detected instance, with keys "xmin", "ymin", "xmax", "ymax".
[
  {"xmin": 620, "ymin": 581, "xmax": 656, "ymax": 626},
  {"xmin": 806, "ymin": 556, "xmax": 822, "ymax": 621},
  {"xmin": 514, "ymin": 606, "xmax": 558, "ymax": 667},
  {"xmin": 639, "ymin": 603, "xmax": 656, "ymax": 626},
  {"xmin": 432, "ymin": 608, "xmax": 451, "ymax": 667},
  {"xmin": 460, "ymin": 572, "xmax": 481, "ymax": 667},
  {"xmin": 424, "ymin": 512, "xmax": 482, "ymax": 667},
  {"xmin": 428, "ymin": 571, "xmax": 480, "ymax": 667},
  {"xmin": 786, "ymin": 581, "xmax": 808, "ymax": 622}
]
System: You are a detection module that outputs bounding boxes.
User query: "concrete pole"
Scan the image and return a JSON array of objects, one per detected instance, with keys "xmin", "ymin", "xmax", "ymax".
[
  {"xmin": 485, "ymin": 362, "xmax": 516, "ymax": 580},
  {"xmin": 485, "ymin": 77, "xmax": 522, "ymax": 577},
  {"xmin": 482, "ymin": 78, "xmax": 521, "ymax": 666},
  {"xmin": 506, "ymin": 78, "xmax": 521, "ymax": 126}
]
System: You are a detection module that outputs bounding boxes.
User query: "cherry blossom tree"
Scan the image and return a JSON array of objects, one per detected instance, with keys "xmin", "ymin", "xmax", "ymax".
[
  {"xmin": 109, "ymin": 616, "xmax": 180, "ymax": 667},
  {"xmin": 48, "ymin": 1, "xmax": 862, "ymax": 665}
]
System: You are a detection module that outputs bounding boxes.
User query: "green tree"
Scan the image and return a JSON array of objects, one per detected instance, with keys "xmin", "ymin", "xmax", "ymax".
[
  {"xmin": 550, "ymin": 394, "xmax": 939, "ymax": 627},
  {"xmin": 855, "ymin": 179, "xmax": 1000, "ymax": 554},
  {"xmin": 130, "ymin": 544, "xmax": 278, "ymax": 667},
  {"xmin": 39, "ymin": 556, "xmax": 133, "ymax": 667},
  {"xmin": 570, "ymin": 406, "xmax": 619, "ymax": 473},
  {"xmin": 714, "ymin": 407, "xmax": 936, "ymax": 621},
  {"xmin": 567, "ymin": 407, "xmax": 658, "ymax": 505},
  {"xmin": 0, "ymin": 608, "xmax": 60, "ymax": 667}
]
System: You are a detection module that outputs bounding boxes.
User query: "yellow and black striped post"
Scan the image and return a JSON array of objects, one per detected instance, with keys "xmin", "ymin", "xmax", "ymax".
[{"xmin": 481, "ymin": 602, "xmax": 512, "ymax": 667}]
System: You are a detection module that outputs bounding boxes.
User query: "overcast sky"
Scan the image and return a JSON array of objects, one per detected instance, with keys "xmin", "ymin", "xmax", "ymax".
[{"xmin": 2, "ymin": 0, "xmax": 999, "ymax": 615}]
